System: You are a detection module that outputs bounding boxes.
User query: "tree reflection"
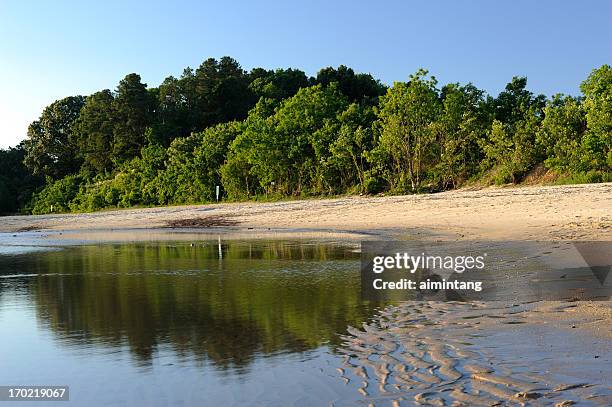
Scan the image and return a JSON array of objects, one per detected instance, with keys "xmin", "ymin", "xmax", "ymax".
[{"xmin": 1, "ymin": 241, "xmax": 380, "ymax": 373}]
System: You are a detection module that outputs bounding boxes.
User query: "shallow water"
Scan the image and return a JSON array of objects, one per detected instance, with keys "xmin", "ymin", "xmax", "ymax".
[
  {"xmin": 1, "ymin": 238, "xmax": 610, "ymax": 406},
  {"xmin": 0, "ymin": 240, "xmax": 384, "ymax": 406}
]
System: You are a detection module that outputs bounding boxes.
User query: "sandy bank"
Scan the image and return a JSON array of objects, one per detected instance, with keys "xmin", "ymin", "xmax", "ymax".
[{"xmin": 1, "ymin": 183, "xmax": 611, "ymax": 241}]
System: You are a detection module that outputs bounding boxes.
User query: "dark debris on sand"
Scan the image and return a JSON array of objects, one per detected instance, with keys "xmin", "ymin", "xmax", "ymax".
[{"xmin": 165, "ymin": 216, "xmax": 240, "ymax": 228}]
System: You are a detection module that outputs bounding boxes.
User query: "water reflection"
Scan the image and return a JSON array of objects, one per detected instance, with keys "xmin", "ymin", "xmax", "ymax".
[{"xmin": 0, "ymin": 240, "xmax": 379, "ymax": 373}]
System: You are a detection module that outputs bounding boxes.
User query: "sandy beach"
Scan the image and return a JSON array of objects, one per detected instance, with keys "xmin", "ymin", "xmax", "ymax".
[
  {"xmin": 1, "ymin": 183, "xmax": 611, "ymax": 241},
  {"xmin": 1, "ymin": 183, "xmax": 611, "ymax": 405}
]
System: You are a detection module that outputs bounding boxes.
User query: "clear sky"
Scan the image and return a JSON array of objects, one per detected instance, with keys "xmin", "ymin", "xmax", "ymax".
[{"xmin": 1, "ymin": 0, "xmax": 610, "ymax": 148}]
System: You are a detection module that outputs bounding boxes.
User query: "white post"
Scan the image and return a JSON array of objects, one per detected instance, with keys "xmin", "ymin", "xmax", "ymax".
[{"xmin": 215, "ymin": 185, "xmax": 220, "ymax": 202}]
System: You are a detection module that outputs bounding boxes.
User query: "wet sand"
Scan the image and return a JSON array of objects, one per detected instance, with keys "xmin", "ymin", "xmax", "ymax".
[
  {"xmin": 1, "ymin": 183, "xmax": 611, "ymax": 405},
  {"xmin": 337, "ymin": 301, "xmax": 611, "ymax": 406}
]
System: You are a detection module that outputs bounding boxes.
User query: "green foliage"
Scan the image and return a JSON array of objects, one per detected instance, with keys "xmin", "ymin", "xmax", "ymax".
[
  {"xmin": 72, "ymin": 90, "xmax": 116, "ymax": 174},
  {"xmin": 534, "ymin": 66, "xmax": 611, "ymax": 179},
  {"xmin": 31, "ymin": 174, "xmax": 83, "ymax": 214},
  {"xmin": 372, "ymin": 69, "xmax": 441, "ymax": 192},
  {"xmin": 432, "ymin": 83, "xmax": 488, "ymax": 188},
  {"xmin": 362, "ymin": 170, "xmax": 386, "ymax": 194},
  {"xmin": 249, "ymin": 68, "xmax": 310, "ymax": 101},
  {"xmin": 222, "ymin": 84, "xmax": 348, "ymax": 198},
  {"xmin": 4, "ymin": 59, "xmax": 612, "ymax": 215},
  {"xmin": 23, "ymin": 96, "xmax": 85, "ymax": 179},
  {"xmin": 0, "ymin": 144, "xmax": 43, "ymax": 214},
  {"xmin": 315, "ymin": 65, "xmax": 387, "ymax": 105},
  {"xmin": 493, "ymin": 76, "xmax": 546, "ymax": 125},
  {"xmin": 70, "ymin": 135, "xmax": 167, "ymax": 211},
  {"xmin": 111, "ymin": 73, "xmax": 153, "ymax": 165},
  {"xmin": 536, "ymin": 95, "xmax": 585, "ymax": 172},
  {"xmin": 480, "ymin": 77, "xmax": 547, "ymax": 184},
  {"xmin": 328, "ymin": 104, "xmax": 376, "ymax": 191},
  {"xmin": 580, "ymin": 65, "xmax": 612, "ymax": 172},
  {"xmin": 159, "ymin": 122, "xmax": 243, "ymax": 204},
  {"xmin": 481, "ymin": 109, "xmax": 541, "ymax": 184}
]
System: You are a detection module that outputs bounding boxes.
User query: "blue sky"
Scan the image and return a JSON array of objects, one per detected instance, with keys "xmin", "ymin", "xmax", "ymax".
[{"xmin": 1, "ymin": 0, "xmax": 610, "ymax": 147}]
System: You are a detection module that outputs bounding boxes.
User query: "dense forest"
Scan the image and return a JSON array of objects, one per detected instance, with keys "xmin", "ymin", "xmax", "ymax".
[{"xmin": 0, "ymin": 57, "xmax": 610, "ymax": 215}]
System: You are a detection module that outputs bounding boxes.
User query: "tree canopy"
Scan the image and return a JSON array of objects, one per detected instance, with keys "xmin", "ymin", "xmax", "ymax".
[{"xmin": 1, "ymin": 58, "xmax": 610, "ymax": 215}]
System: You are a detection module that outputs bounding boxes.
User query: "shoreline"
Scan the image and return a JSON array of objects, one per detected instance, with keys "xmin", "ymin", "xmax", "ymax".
[
  {"xmin": 1, "ymin": 183, "xmax": 610, "ymax": 404},
  {"xmin": 0, "ymin": 183, "xmax": 610, "ymax": 242}
]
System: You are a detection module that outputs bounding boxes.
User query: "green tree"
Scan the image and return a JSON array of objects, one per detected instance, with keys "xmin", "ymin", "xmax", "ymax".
[
  {"xmin": 154, "ymin": 73, "xmax": 195, "ymax": 144},
  {"xmin": 23, "ymin": 96, "xmax": 85, "ymax": 179},
  {"xmin": 30, "ymin": 174, "xmax": 83, "ymax": 214},
  {"xmin": 72, "ymin": 90, "xmax": 116, "ymax": 175},
  {"xmin": 159, "ymin": 122, "xmax": 242, "ymax": 204},
  {"xmin": 193, "ymin": 57, "xmax": 254, "ymax": 128},
  {"xmin": 222, "ymin": 85, "xmax": 348, "ymax": 198},
  {"xmin": 315, "ymin": 65, "xmax": 386, "ymax": 105},
  {"xmin": 433, "ymin": 83, "xmax": 487, "ymax": 188},
  {"xmin": 493, "ymin": 76, "xmax": 546, "ymax": 125},
  {"xmin": 327, "ymin": 103, "xmax": 376, "ymax": 191},
  {"xmin": 221, "ymin": 98, "xmax": 275, "ymax": 198},
  {"xmin": 249, "ymin": 68, "xmax": 310, "ymax": 101},
  {"xmin": 579, "ymin": 64, "xmax": 612, "ymax": 171},
  {"xmin": 536, "ymin": 95, "xmax": 586, "ymax": 172},
  {"xmin": 0, "ymin": 144, "xmax": 43, "ymax": 213},
  {"xmin": 112, "ymin": 73, "xmax": 152, "ymax": 164},
  {"xmin": 10, "ymin": 59, "xmax": 612, "ymax": 215},
  {"xmin": 481, "ymin": 77, "xmax": 545, "ymax": 183},
  {"xmin": 373, "ymin": 70, "xmax": 441, "ymax": 191},
  {"xmin": 481, "ymin": 107, "xmax": 541, "ymax": 184}
]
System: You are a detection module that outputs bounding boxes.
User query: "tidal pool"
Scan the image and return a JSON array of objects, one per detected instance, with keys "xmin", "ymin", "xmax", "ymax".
[{"xmin": 0, "ymin": 240, "xmax": 384, "ymax": 406}]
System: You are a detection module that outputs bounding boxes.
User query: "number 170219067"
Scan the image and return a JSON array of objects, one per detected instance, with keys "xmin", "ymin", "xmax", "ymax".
[{"xmin": 0, "ymin": 386, "xmax": 69, "ymax": 401}]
